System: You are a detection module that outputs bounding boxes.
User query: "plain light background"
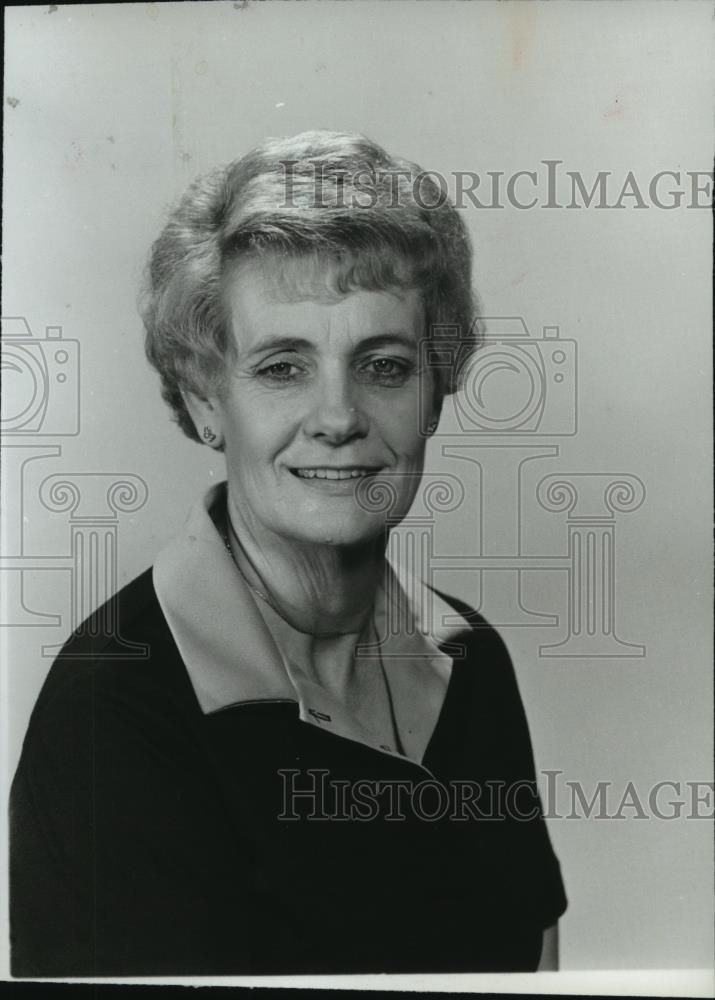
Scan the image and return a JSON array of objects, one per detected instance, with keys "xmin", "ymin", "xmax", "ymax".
[{"xmin": 2, "ymin": 0, "xmax": 713, "ymax": 979}]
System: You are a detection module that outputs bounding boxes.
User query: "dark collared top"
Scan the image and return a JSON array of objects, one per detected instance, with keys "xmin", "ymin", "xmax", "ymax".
[{"xmin": 9, "ymin": 486, "xmax": 567, "ymax": 977}]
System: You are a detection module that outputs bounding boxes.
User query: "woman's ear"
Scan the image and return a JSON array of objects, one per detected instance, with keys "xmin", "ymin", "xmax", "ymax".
[{"xmin": 180, "ymin": 388, "xmax": 225, "ymax": 449}]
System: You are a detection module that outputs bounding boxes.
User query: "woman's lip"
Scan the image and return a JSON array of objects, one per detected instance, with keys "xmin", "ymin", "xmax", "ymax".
[
  {"xmin": 289, "ymin": 466, "xmax": 383, "ymax": 470},
  {"xmin": 289, "ymin": 466, "xmax": 383, "ymax": 480}
]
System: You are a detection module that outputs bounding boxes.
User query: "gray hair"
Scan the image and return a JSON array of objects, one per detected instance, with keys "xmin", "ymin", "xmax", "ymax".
[{"xmin": 141, "ymin": 130, "xmax": 480, "ymax": 443}]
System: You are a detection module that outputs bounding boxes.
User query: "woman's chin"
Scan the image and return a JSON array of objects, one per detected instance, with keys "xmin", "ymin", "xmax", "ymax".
[{"xmin": 275, "ymin": 508, "xmax": 388, "ymax": 549}]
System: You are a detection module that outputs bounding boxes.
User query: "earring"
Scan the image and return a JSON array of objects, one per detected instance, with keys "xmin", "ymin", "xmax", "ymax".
[
  {"xmin": 427, "ymin": 420, "xmax": 439, "ymax": 434},
  {"xmin": 203, "ymin": 426, "xmax": 217, "ymax": 444}
]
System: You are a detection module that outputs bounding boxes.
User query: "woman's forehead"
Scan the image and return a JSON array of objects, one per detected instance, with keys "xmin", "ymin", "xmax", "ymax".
[
  {"xmin": 225, "ymin": 254, "xmax": 425, "ymax": 347},
  {"xmin": 226, "ymin": 247, "xmax": 419, "ymax": 301}
]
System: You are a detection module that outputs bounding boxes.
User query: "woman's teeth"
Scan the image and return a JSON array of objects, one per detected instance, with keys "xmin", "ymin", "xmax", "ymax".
[{"xmin": 295, "ymin": 468, "xmax": 374, "ymax": 480}]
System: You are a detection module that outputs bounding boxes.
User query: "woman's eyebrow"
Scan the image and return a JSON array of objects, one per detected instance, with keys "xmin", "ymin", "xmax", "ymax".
[
  {"xmin": 354, "ymin": 333, "xmax": 419, "ymax": 353},
  {"xmin": 244, "ymin": 335, "xmax": 313, "ymax": 358},
  {"xmin": 243, "ymin": 332, "xmax": 419, "ymax": 359}
]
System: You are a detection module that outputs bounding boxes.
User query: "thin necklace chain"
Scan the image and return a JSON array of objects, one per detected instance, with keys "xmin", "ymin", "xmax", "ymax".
[
  {"xmin": 221, "ymin": 514, "xmax": 280, "ymax": 613},
  {"xmin": 220, "ymin": 507, "xmax": 404, "ymax": 755}
]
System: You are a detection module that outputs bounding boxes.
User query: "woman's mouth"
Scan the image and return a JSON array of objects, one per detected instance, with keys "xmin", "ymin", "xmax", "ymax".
[{"xmin": 291, "ymin": 467, "xmax": 380, "ymax": 481}]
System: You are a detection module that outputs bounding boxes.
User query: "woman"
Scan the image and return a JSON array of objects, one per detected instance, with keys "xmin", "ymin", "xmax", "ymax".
[{"xmin": 10, "ymin": 131, "xmax": 566, "ymax": 976}]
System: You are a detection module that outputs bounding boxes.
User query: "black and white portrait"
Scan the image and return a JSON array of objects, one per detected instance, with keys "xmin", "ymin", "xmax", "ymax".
[{"xmin": 1, "ymin": 2, "xmax": 712, "ymax": 995}]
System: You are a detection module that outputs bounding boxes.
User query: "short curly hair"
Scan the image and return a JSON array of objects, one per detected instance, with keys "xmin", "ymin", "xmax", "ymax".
[{"xmin": 141, "ymin": 130, "xmax": 480, "ymax": 443}]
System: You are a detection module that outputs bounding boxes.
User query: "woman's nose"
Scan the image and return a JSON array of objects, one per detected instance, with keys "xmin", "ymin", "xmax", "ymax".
[{"xmin": 302, "ymin": 376, "xmax": 368, "ymax": 444}]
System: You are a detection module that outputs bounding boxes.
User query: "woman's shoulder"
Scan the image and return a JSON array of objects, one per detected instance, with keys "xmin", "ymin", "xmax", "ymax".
[
  {"xmin": 57, "ymin": 565, "xmax": 166, "ymax": 659},
  {"xmin": 23, "ymin": 567, "xmax": 192, "ymax": 747},
  {"xmin": 429, "ymin": 586, "xmax": 530, "ymax": 718},
  {"xmin": 432, "ymin": 587, "xmax": 514, "ymax": 662}
]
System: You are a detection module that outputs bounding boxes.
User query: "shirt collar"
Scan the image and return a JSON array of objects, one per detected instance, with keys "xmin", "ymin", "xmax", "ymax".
[{"xmin": 153, "ymin": 483, "xmax": 470, "ymax": 725}]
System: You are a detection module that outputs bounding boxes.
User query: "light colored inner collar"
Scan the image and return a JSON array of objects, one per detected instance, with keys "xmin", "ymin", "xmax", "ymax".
[{"xmin": 153, "ymin": 482, "xmax": 470, "ymax": 764}]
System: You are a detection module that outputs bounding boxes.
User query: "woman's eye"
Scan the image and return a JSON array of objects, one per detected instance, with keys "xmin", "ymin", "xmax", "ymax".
[
  {"xmin": 359, "ymin": 357, "xmax": 413, "ymax": 385},
  {"xmin": 255, "ymin": 361, "xmax": 304, "ymax": 383}
]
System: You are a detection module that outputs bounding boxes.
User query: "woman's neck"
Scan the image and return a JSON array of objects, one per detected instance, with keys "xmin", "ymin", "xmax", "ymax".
[{"xmin": 224, "ymin": 494, "xmax": 386, "ymax": 636}]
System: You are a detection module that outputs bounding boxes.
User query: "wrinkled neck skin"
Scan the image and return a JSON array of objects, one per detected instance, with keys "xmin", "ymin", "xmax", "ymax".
[{"xmin": 225, "ymin": 489, "xmax": 387, "ymax": 638}]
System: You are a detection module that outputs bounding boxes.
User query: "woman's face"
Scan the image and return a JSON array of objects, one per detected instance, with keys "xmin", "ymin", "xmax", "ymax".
[{"xmin": 208, "ymin": 258, "xmax": 441, "ymax": 548}]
